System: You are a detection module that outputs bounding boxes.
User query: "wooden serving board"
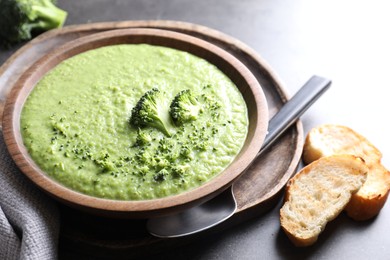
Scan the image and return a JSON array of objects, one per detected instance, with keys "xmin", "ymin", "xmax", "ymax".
[{"xmin": 0, "ymin": 21, "xmax": 304, "ymax": 259}]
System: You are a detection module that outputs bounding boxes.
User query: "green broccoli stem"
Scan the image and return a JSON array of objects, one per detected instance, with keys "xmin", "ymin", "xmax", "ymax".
[
  {"xmin": 152, "ymin": 115, "xmax": 172, "ymax": 137},
  {"xmin": 30, "ymin": 3, "xmax": 67, "ymax": 30}
]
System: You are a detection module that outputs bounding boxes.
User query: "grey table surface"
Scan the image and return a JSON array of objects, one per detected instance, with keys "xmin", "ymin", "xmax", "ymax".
[{"xmin": 1, "ymin": 0, "xmax": 390, "ymax": 259}]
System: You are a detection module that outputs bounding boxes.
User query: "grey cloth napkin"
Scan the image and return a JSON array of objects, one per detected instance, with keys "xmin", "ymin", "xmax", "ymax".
[{"xmin": 0, "ymin": 135, "xmax": 59, "ymax": 260}]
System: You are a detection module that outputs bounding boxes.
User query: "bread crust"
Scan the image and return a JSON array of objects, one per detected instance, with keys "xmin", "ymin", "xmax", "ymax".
[
  {"xmin": 344, "ymin": 163, "xmax": 390, "ymax": 220},
  {"xmin": 303, "ymin": 124, "xmax": 390, "ymax": 221},
  {"xmin": 280, "ymin": 155, "xmax": 368, "ymax": 246},
  {"xmin": 303, "ymin": 124, "xmax": 382, "ymax": 166}
]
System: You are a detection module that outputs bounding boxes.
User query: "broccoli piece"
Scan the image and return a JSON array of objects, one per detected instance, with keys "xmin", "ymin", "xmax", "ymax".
[
  {"xmin": 0, "ymin": 0, "xmax": 67, "ymax": 46},
  {"xmin": 179, "ymin": 144, "xmax": 193, "ymax": 160},
  {"xmin": 199, "ymin": 92, "xmax": 223, "ymax": 119},
  {"xmin": 133, "ymin": 128, "xmax": 152, "ymax": 147},
  {"xmin": 130, "ymin": 88, "xmax": 172, "ymax": 136},
  {"xmin": 171, "ymin": 164, "xmax": 190, "ymax": 178},
  {"xmin": 154, "ymin": 168, "xmax": 169, "ymax": 182},
  {"xmin": 134, "ymin": 148, "xmax": 154, "ymax": 164},
  {"xmin": 169, "ymin": 89, "xmax": 202, "ymax": 125}
]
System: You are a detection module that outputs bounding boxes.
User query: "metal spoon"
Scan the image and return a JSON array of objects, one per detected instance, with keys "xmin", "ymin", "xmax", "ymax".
[{"xmin": 147, "ymin": 75, "xmax": 332, "ymax": 238}]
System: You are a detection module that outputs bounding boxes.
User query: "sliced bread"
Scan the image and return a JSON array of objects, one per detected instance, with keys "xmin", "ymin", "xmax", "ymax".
[
  {"xmin": 303, "ymin": 124, "xmax": 382, "ymax": 166},
  {"xmin": 344, "ymin": 163, "xmax": 390, "ymax": 220},
  {"xmin": 280, "ymin": 155, "xmax": 368, "ymax": 247},
  {"xmin": 303, "ymin": 124, "xmax": 390, "ymax": 220}
]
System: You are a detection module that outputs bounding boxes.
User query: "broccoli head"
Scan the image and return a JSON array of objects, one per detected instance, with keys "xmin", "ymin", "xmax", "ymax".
[
  {"xmin": 132, "ymin": 128, "xmax": 153, "ymax": 147},
  {"xmin": 130, "ymin": 88, "xmax": 172, "ymax": 136},
  {"xmin": 154, "ymin": 168, "xmax": 169, "ymax": 182},
  {"xmin": 169, "ymin": 89, "xmax": 202, "ymax": 125},
  {"xmin": 0, "ymin": 0, "xmax": 67, "ymax": 46},
  {"xmin": 171, "ymin": 164, "xmax": 190, "ymax": 178}
]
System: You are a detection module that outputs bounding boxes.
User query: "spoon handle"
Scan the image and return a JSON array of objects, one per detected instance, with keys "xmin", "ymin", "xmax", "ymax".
[{"xmin": 259, "ymin": 75, "xmax": 331, "ymax": 156}]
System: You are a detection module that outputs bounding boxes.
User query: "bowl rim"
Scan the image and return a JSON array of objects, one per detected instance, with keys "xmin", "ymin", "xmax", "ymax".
[{"xmin": 2, "ymin": 28, "xmax": 268, "ymax": 218}]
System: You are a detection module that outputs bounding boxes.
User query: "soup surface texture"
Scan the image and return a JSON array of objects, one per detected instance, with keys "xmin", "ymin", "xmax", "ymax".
[{"xmin": 21, "ymin": 44, "xmax": 248, "ymax": 200}]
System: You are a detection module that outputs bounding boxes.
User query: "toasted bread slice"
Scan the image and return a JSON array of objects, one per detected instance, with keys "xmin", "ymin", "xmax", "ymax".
[
  {"xmin": 303, "ymin": 124, "xmax": 390, "ymax": 220},
  {"xmin": 344, "ymin": 163, "xmax": 390, "ymax": 220},
  {"xmin": 303, "ymin": 124, "xmax": 382, "ymax": 166},
  {"xmin": 280, "ymin": 155, "xmax": 368, "ymax": 247}
]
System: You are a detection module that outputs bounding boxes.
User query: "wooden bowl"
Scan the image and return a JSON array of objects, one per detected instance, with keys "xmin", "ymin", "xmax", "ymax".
[{"xmin": 2, "ymin": 28, "xmax": 268, "ymax": 218}]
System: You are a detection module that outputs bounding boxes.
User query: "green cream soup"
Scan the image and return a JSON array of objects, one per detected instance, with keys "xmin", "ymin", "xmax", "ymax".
[{"xmin": 21, "ymin": 44, "xmax": 248, "ymax": 200}]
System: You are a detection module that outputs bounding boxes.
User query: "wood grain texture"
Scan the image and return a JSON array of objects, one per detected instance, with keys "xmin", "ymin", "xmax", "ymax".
[{"xmin": 0, "ymin": 21, "xmax": 304, "ymax": 258}]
